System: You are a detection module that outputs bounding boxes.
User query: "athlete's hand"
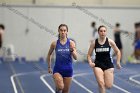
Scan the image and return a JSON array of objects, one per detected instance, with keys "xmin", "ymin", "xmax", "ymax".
[
  {"xmin": 89, "ymin": 62, "xmax": 95, "ymax": 68},
  {"xmin": 70, "ymin": 47, "xmax": 74, "ymax": 53},
  {"xmin": 116, "ymin": 63, "xmax": 121, "ymax": 69},
  {"xmin": 70, "ymin": 40, "xmax": 76, "ymax": 52},
  {"xmin": 48, "ymin": 68, "xmax": 52, "ymax": 74}
]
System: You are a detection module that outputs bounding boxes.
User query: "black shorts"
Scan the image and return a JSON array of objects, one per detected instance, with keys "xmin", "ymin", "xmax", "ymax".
[{"xmin": 94, "ymin": 60, "xmax": 114, "ymax": 71}]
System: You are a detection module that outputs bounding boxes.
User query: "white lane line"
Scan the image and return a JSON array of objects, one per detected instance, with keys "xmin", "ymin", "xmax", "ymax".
[
  {"xmin": 41, "ymin": 72, "xmax": 94, "ymax": 93},
  {"xmin": 113, "ymin": 84, "xmax": 131, "ymax": 93},
  {"xmin": 129, "ymin": 74, "xmax": 140, "ymax": 85},
  {"xmin": 10, "ymin": 71, "xmax": 40, "ymax": 93},
  {"xmin": 40, "ymin": 74, "xmax": 55, "ymax": 93},
  {"xmin": 112, "ymin": 75, "xmax": 131, "ymax": 93},
  {"xmin": 73, "ymin": 73, "xmax": 94, "ymax": 93},
  {"xmin": 11, "ymin": 74, "xmax": 18, "ymax": 93},
  {"xmin": 74, "ymin": 72, "xmax": 131, "ymax": 93},
  {"xmin": 72, "ymin": 79, "xmax": 93, "ymax": 93}
]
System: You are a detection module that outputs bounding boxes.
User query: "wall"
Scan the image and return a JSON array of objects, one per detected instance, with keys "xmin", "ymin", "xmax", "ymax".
[
  {"xmin": 1, "ymin": 0, "xmax": 140, "ymax": 6},
  {"xmin": 0, "ymin": 5, "xmax": 139, "ymax": 62}
]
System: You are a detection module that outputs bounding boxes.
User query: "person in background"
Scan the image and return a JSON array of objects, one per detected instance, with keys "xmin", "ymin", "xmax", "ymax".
[
  {"xmin": 113, "ymin": 22, "xmax": 129, "ymax": 62},
  {"xmin": 91, "ymin": 21, "xmax": 98, "ymax": 40},
  {"xmin": 0, "ymin": 24, "xmax": 5, "ymax": 49}
]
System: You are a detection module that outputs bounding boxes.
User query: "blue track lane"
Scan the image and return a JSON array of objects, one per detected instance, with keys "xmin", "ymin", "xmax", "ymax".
[{"xmin": 0, "ymin": 61, "xmax": 140, "ymax": 93}]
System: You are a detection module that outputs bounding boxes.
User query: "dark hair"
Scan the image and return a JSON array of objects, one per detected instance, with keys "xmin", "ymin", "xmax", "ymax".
[
  {"xmin": 98, "ymin": 25, "xmax": 107, "ymax": 32},
  {"xmin": 58, "ymin": 24, "xmax": 68, "ymax": 39},
  {"xmin": 0, "ymin": 24, "xmax": 5, "ymax": 30},
  {"xmin": 135, "ymin": 22, "xmax": 140, "ymax": 28},
  {"xmin": 116, "ymin": 23, "xmax": 120, "ymax": 27},
  {"xmin": 58, "ymin": 24, "xmax": 68, "ymax": 32},
  {"xmin": 91, "ymin": 21, "xmax": 96, "ymax": 27}
]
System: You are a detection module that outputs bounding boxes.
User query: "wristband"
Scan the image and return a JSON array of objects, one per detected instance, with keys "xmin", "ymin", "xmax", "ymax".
[{"xmin": 70, "ymin": 48, "xmax": 74, "ymax": 52}]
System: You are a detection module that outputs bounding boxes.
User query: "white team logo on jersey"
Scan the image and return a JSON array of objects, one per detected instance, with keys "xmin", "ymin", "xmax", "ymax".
[
  {"xmin": 96, "ymin": 48, "xmax": 109, "ymax": 52},
  {"xmin": 58, "ymin": 49, "xmax": 70, "ymax": 52}
]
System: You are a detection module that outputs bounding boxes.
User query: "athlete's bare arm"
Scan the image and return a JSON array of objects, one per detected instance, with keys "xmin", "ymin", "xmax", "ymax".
[
  {"xmin": 70, "ymin": 40, "xmax": 77, "ymax": 60},
  {"xmin": 109, "ymin": 39, "xmax": 121, "ymax": 69},
  {"xmin": 87, "ymin": 40, "xmax": 95, "ymax": 68},
  {"xmin": 47, "ymin": 41, "xmax": 56, "ymax": 73}
]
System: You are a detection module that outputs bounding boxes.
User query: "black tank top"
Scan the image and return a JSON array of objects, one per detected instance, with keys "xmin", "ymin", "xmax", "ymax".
[
  {"xmin": 95, "ymin": 38, "xmax": 112, "ymax": 63},
  {"xmin": 114, "ymin": 31, "xmax": 121, "ymax": 43}
]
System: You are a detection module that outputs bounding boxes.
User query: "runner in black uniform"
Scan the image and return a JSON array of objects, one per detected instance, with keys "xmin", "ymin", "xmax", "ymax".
[
  {"xmin": 87, "ymin": 25, "xmax": 121, "ymax": 93},
  {"xmin": 94, "ymin": 37, "xmax": 114, "ymax": 71}
]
